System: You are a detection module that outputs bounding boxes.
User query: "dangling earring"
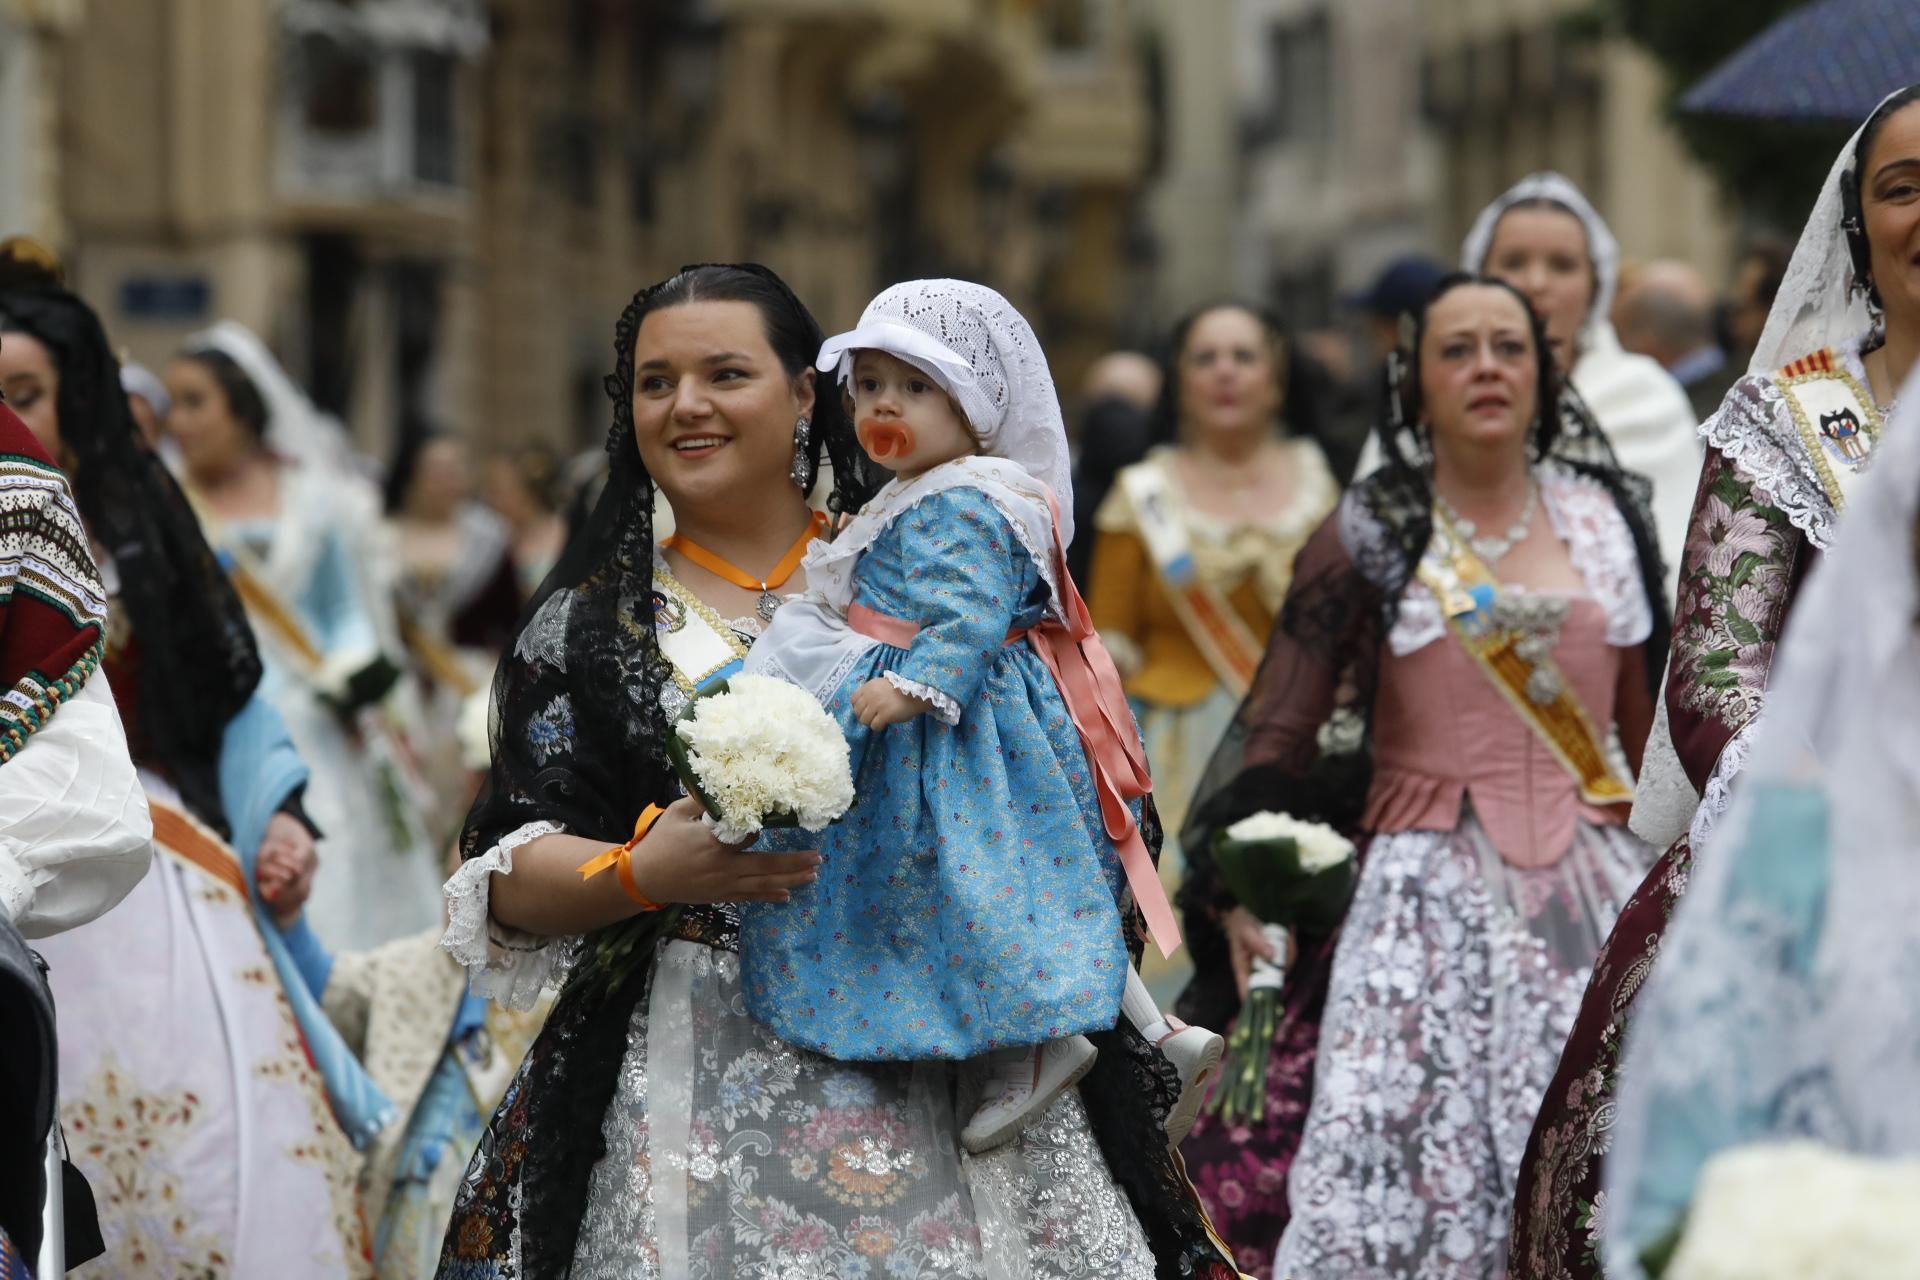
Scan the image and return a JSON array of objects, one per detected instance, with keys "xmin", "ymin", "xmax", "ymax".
[{"xmin": 789, "ymin": 415, "xmax": 816, "ymax": 491}]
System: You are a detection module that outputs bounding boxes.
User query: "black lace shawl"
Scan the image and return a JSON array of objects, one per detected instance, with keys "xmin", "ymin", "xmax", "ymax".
[
  {"xmin": 1173, "ymin": 387, "xmax": 1671, "ymax": 1031},
  {"xmin": 0, "ymin": 285, "xmax": 262, "ymax": 835}
]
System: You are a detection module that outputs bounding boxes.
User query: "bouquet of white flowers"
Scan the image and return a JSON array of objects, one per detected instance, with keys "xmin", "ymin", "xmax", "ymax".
[
  {"xmin": 666, "ymin": 675, "xmax": 855, "ymax": 843},
  {"xmin": 1205, "ymin": 810, "xmax": 1356, "ymax": 1123},
  {"xmin": 1647, "ymin": 1141, "xmax": 1920, "ymax": 1280}
]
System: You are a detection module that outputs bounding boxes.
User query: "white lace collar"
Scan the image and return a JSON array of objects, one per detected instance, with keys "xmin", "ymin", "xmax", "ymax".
[
  {"xmin": 1701, "ymin": 331, "xmax": 1900, "ymax": 551},
  {"xmin": 1388, "ymin": 464, "xmax": 1654, "ymax": 657}
]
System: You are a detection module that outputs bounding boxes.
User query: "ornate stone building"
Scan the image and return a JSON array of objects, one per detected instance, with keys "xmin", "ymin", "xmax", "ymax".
[{"xmin": 30, "ymin": 0, "xmax": 1150, "ymax": 459}]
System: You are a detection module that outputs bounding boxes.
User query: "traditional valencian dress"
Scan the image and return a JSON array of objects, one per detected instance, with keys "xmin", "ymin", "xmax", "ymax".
[
  {"xmin": 1502, "ymin": 94, "xmax": 1909, "ymax": 1275},
  {"xmin": 1593, "ymin": 361, "xmax": 1920, "ymax": 1279},
  {"xmin": 1177, "ymin": 403, "xmax": 1668, "ymax": 1276},
  {"xmin": 742, "ymin": 462, "xmax": 1137, "ymax": 1060},
  {"xmin": 0, "ymin": 286, "xmax": 385, "ymax": 1279},
  {"xmin": 440, "ymin": 265, "xmax": 1235, "ymax": 1279},
  {"xmin": 1088, "ymin": 440, "xmax": 1338, "ymax": 1001},
  {"xmin": 443, "ymin": 557, "xmax": 1199, "ymax": 1278},
  {"xmin": 279, "ymin": 921, "xmax": 549, "ymax": 1280},
  {"xmin": 194, "ymin": 461, "xmax": 444, "ymax": 952},
  {"xmin": 1506, "ymin": 334, "xmax": 1893, "ymax": 1278},
  {"xmin": 185, "ymin": 325, "xmax": 442, "ymax": 953}
]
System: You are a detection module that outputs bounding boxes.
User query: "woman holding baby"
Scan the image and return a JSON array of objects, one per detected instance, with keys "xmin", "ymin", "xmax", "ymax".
[{"xmin": 434, "ymin": 264, "xmax": 1237, "ymax": 1278}]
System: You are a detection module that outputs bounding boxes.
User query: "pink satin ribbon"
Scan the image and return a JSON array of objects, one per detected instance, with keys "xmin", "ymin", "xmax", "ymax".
[{"xmin": 843, "ymin": 502, "xmax": 1181, "ymax": 959}]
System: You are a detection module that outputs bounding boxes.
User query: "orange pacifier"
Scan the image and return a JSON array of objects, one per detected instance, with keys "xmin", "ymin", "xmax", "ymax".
[{"xmin": 857, "ymin": 418, "xmax": 916, "ymax": 464}]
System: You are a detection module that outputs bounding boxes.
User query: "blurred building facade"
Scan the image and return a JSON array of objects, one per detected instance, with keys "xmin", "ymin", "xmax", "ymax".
[
  {"xmin": 1217, "ymin": 0, "xmax": 1736, "ymax": 333},
  {"xmin": 0, "ymin": 0, "xmax": 84, "ymax": 248},
  {"xmin": 31, "ymin": 0, "xmax": 1151, "ymax": 459}
]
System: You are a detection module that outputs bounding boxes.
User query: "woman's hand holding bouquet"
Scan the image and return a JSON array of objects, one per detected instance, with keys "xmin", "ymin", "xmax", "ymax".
[{"xmin": 1205, "ymin": 811, "xmax": 1356, "ymax": 1124}]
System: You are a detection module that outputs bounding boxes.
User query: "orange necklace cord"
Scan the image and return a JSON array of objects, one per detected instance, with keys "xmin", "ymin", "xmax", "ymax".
[{"xmin": 663, "ymin": 510, "xmax": 828, "ymax": 593}]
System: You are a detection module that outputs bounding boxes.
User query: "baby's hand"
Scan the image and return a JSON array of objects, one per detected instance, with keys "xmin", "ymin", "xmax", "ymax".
[
  {"xmin": 851, "ymin": 677, "xmax": 932, "ymax": 729},
  {"xmin": 257, "ymin": 812, "xmax": 318, "ymax": 928}
]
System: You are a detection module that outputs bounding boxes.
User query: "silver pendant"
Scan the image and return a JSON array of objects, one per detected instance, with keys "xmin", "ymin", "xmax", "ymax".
[{"xmin": 757, "ymin": 590, "xmax": 780, "ymax": 621}]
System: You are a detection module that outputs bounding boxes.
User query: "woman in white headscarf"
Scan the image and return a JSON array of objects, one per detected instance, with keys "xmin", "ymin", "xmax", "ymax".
[
  {"xmin": 1506, "ymin": 84, "xmax": 1920, "ymax": 1280},
  {"xmin": 1464, "ymin": 172, "xmax": 1703, "ymax": 602},
  {"xmin": 1356, "ymin": 175, "xmax": 1703, "ymax": 602},
  {"xmin": 1598, "ymin": 359, "xmax": 1920, "ymax": 1280}
]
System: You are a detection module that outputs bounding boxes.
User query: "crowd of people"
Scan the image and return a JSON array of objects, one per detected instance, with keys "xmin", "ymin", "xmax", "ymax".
[{"xmin": 0, "ymin": 82, "xmax": 1916, "ymax": 1280}]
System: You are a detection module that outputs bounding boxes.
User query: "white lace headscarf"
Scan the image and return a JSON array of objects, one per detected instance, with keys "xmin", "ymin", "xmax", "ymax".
[
  {"xmin": 1744, "ymin": 89, "xmax": 1911, "ymax": 374},
  {"xmin": 1602, "ymin": 363, "xmax": 1920, "ymax": 1277},
  {"xmin": 1461, "ymin": 171, "xmax": 1621, "ymax": 357},
  {"xmin": 815, "ymin": 279, "xmax": 1077, "ymax": 547},
  {"xmin": 184, "ymin": 320, "xmax": 352, "ymax": 471}
]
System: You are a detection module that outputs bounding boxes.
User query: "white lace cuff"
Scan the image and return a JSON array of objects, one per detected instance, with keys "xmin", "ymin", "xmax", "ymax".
[
  {"xmin": 1630, "ymin": 688, "xmax": 1701, "ymax": 850},
  {"xmin": 1689, "ymin": 720, "xmax": 1758, "ymax": 858},
  {"xmin": 441, "ymin": 819, "xmax": 578, "ymax": 1010},
  {"xmin": 882, "ymin": 671, "xmax": 963, "ymax": 725}
]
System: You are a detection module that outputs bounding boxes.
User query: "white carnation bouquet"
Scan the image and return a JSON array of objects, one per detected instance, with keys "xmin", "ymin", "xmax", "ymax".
[
  {"xmin": 666, "ymin": 675, "xmax": 855, "ymax": 843},
  {"xmin": 1649, "ymin": 1141, "xmax": 1920, "ymax": 1280},
  {"xmin": 1206, "ymin": 810, "xmax": 1356, "ymax": 1123}
]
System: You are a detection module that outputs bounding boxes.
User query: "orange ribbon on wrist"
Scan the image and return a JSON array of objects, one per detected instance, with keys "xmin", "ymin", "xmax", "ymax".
[{"xmin": 577, "ymin": 803, "xmax": 668, "ymax": 911}]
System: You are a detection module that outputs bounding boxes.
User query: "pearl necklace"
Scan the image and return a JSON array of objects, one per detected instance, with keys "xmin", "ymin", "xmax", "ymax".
[{"xmin": 1435, "ymin": 478, "xmax": 1537, "ymax": 563}]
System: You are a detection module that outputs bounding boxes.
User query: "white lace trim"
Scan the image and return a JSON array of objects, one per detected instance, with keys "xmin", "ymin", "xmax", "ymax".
[
  {"xmin": 803, "ymin": 459, "xmax": 1067, "ymax": 629},
  {"xmin": 1700, "ymin": 338, "xmax": 1897, "ymax": 553},
  {"xmin": 1388, "ymin": 465, "xmax": 1653, "ymax": 655},
  {"xmin": 1687, "ymin": 719, "xmax": 1759, "ymax": 858},
  {"xmin": 1629, "ymin": 685, "xmax": 1701, "ymax": 850},
  {"xmin": 880, "ymin": 671, "xmax": 963, "ymax": 725},
  {"xmin": 1701, "ymin": 375, "xmax": 1840, "ymax": 552},
  {"xmin": 441, "ymin": 819, "xmax": 578, "ymax": 1010}
]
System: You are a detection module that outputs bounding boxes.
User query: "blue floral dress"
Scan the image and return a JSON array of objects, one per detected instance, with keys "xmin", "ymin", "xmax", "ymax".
[{"xmin": 742, "ymin": 485, "xmax": 1130, "ymax": 1061}]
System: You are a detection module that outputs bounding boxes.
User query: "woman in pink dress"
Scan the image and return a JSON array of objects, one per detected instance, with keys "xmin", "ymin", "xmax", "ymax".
[{"xmin": 1178, "ymin": 274, "xmax": 1667, "ymax": 1277}]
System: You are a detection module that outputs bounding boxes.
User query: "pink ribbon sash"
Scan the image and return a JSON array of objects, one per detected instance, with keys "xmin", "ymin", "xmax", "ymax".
[{"xmin": 843, "ymin": 501, "xmax": 1181, "ymax": 959}]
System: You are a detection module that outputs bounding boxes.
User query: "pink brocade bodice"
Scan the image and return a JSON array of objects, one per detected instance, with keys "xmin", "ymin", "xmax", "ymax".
[{"xmin": 1363, "ymin": 596, "xmax": 1624, "ymax": 868}]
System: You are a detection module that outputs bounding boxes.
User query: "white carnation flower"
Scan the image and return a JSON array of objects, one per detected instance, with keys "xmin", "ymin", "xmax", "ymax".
[
  {"xmin": 1223, "ymin": 810, "xmax": 1355, "ymax": 872},
  {"xmin": 676, "ymin": 674, "xmax": 855, "ymax": 842},
  {"xmin": 1666, "ymin": 1141, "xmax": 1920, "ymax": 1280}
]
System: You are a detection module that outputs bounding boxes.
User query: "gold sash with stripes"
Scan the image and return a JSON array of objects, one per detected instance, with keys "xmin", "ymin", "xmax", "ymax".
[{"xmin": 1117, "ymin": 461, "xmax": 1264, "ymax": 697}]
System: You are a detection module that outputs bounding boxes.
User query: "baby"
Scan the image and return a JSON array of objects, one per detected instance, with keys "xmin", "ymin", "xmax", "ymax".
[{"xmin": 742, "ymin": 280, "xmax": 1218, "ymax": 1152}]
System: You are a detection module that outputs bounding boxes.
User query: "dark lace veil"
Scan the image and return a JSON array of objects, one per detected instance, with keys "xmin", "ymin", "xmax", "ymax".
[
  {"xmin": 1174, "ymin": 273, "xmax": 1671, "ymax": 1030},
  {"xmin": 0, "ymin": 280, "xmax": 262, "ymax": 835}
]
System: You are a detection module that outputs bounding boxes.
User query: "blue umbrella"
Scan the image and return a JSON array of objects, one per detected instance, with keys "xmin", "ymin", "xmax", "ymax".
[{"xmin": 1680, "ymin": 0, "xmax": 1920, "ymax": 121}]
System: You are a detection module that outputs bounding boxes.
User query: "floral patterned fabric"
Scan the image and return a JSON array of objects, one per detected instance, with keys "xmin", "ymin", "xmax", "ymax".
[
  {"xmin": 1274, "ymin": 815, "xmax": 1647, "ymax": 1279},
  {"xmin": 1506, "ymin": 445, "xmax": 1811, "ymax": 1280},
  {"xmin": 1179, "ymin": 467, "xmax": 1657, "ymax": 1278},
  {"xmin": 439, "ymin": 940, "xmax": 1160, "ymax": 1280},
  {"xmin": 36, "ymin": 786, "xmax": 370, "ymax": 1279},
  {"xmin": 741, "ymin": 485, "xmax": 1128, "ymax": 1061},
  {"xmin": 438, "ymin": 558, "xmax": 1238, "ymax": 1280}
]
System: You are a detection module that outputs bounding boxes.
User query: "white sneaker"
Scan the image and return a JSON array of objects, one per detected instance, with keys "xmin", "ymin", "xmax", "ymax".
[
  {"xmin": 1157, "ymin": 1022, "xmax": 1225, "ymax": 1146},
  {"xmin": 961, "ymin": 1036, "xmax": 1098, "ymax": 1154}
]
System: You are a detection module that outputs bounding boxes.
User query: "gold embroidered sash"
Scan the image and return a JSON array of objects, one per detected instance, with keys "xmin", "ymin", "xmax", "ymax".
[
  {"xmin": 1776, "ymin": 347, "xmax": 1884, "ymax": 512},
  {"xmin": 149, "ymin": 798, "xmax": 252, "ymax": 900},
  {"xmin": 1417, "ymin": 514, "xmax": 1633, "ymax": 807},
  {"xmin": 1116, "ymin": 461, "xmax": 1264, "ymax": 697}
]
